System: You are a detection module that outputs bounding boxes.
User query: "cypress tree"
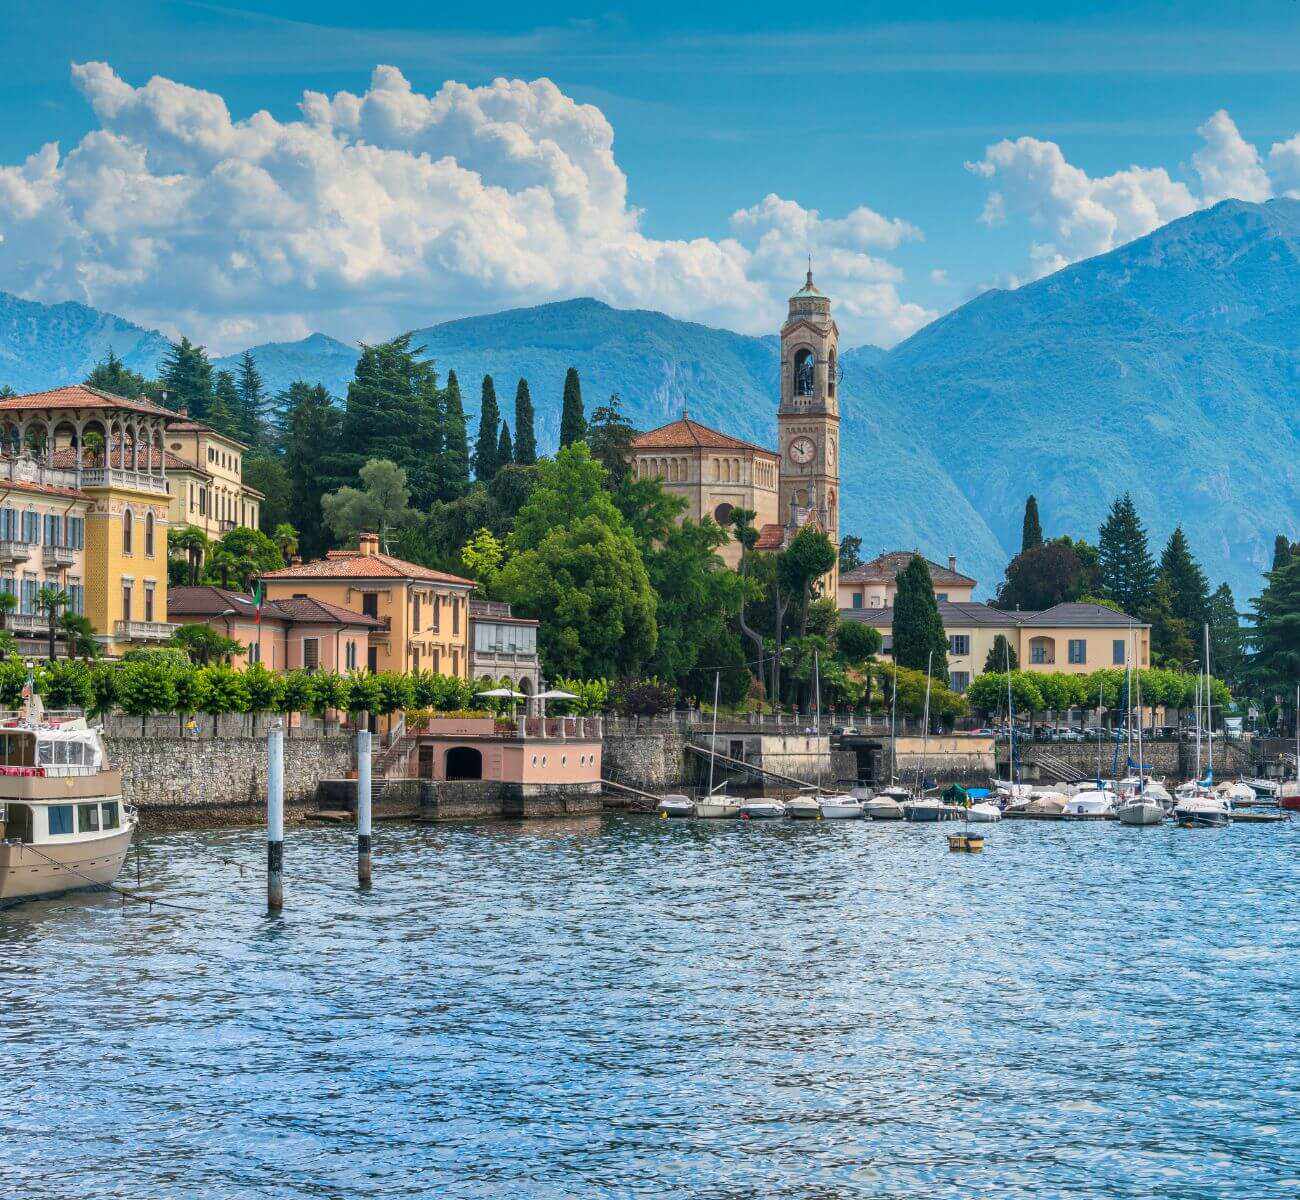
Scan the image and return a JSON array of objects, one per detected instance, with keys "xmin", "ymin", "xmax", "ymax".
[
  {"xmin": 1158, "ymin": 526, "xmax": 1210, "ymax": 630},
  {"xmin": 406, "ymin": 364, "xmax": 444, "ymax": 511},
  {"xmin": 1098, "ymin": 493, "xmax": 1156, "ymax": 617},
  {"xmin": 474, "ymin": 375, "xmax": 502, "ymax": 480},
  {"xmin": 891, "ymin": 555, "xmax": 948, "ymax": 679},
  {"xmin": 440, "ymin": 370, "xmax": 471, "ymax": 499},
  {"xmin": 514, "ymin": 378, "xmax": 537, "ymax": 464},
  {"xmin": 280, "ymin": 381, "xmax": 341, "ymax": 559},
  {"xmin": 559, "ymin": 367, "xmax": 586, "ymax": 447},
  {"xmin": 1273, "ymin": 534, "xmax": 1293, "ymax": 572},
  {"xmin": 497, "ymin": 421, "xmax": 513, "ymax": 468},
  {"xmin": 1021, "ymin": 495, "xmax": 1043, "ymax": 553}
]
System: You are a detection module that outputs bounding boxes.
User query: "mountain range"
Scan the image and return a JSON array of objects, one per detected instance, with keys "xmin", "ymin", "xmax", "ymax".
[{"xmin": 4, "ymin": 197, "xmax": 1300, "ymax": 605}]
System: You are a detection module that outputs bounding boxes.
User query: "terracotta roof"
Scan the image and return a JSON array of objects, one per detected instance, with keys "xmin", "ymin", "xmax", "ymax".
[
  {"xmin": 841, "ymin": 551, "xmax": 977, "ymax": 588},
  {"xmin": 167, "ymin": 585, "xmax": 380, "ymax": 628},
  {"xmin": 0, "ymin": 384, "xmax": 177, "ymax": 420},
  {"xmin": 755, "ymin": 522, "xmax": 786, "ymax": 551},
  {"xmin": 267, "ymin": 595, "xmax": 381, "ymax": 627},
  {"xmin": 1016, "ymin": 602, "xmax": 1147, "ymax": 628},
  {"xmin": 50, "ymin": 446, "xmax": 205, "ymax": 476},
  {"xmin": 0, "ymin": 475, "xmax": 86, "ymax": 501},
  {"xmin": 840, "ymin": 600, "xmax": 1146, "ymax": 630},
  {"xmin": 261, "ymin": 549, "xmax": 475, "ymax": 586},
  {"xmin": 630, "ymin": 417, "xmax": 776, "ymax": 457}
]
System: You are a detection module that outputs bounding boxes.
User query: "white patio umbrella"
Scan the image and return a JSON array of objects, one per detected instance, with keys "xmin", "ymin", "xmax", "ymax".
[
  {"xmin": 533, "ymin": 688, "xmax": 578, "ymax": 716},
  {"xmin": 477, "ymin": 686, "xmax": 526, "ymax": 717}
]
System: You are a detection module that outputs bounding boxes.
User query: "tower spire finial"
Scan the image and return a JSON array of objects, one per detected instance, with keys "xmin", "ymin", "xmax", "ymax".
[{"xmin": 806, "ymin": 252, "xmax": 814, "ymax": 289}]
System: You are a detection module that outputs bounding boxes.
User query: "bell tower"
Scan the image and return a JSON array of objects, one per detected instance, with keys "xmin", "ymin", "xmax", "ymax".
[{"xmin": 778, "ymin": 267, "xmax": 840, "ymax": 591}]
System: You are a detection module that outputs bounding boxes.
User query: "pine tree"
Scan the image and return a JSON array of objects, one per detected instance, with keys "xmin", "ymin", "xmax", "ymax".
[
  {"xmin": 159, "ymin": 336, "xmax": 215, "ymax": 419},
  {"xmin": 335, "ymin": 334, "xmax": 425, "ymax": 482},
  {"xmin": 983, "ymin": 633, "xmax": 1019, "ymax": 673},
  {"xmin": 514, "ymin": 378, "xmax": 537, "ymax": 464},
  {"xmin": 474, "ymin": 375, "xmax": 502, "ymax": 481},
  {"xmin": 559, "ymin": 367, "xmax": 586, "ymax": 447},
  {"xmin": 440, "ymin": 370, "xmax": 471, "ymax": 500},
  {"xmin": 1208, "ymin": 582, "xmax": 1244, "ymax": 689},
  {"xmin": 1098, "ymin": 493, "xmax": 1156, "ymax": 617},
  {"xmin": 208, "ymin": 371, "xmax": 242, "ymax": 439},
  {"xmin": 405, "ymin": 364, "xmax": 444, "ymax": 511},
  {"xmin": 280, "ymin": 382, "xmax": 341, "ymax": 559},
  {"xmin": 1158, "ymin": 526, "xmax": 1210, "ymax": 630},
  {"xmin": 891, "ymin": 554, "xmax": 948, "ymax": 678},
  {"xmin": 497, "ymin": 421, "xmax": 513, "ymax": 467},
  {"xmin": 1021, "ymin": 495, "xmax": 1043, "ymax": 553},
  {"xmin": 85, "ymin": 348, "xmax": 147, "ymax": 399},
  {"xmin": 235, "ymin": 350, "xmax": 267, "ymax": 446},
  {"xmin": 1273, "ymin": 534, "xmax": 1293, "ymax": 572}
]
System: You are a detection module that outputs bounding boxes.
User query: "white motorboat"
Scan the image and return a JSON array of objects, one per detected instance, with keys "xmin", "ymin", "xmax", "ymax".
[
  {"xmin": 738, "ymin": 798, "xmax": 786, "ymax": 820},
  {"xmin": 0, "ymin": 711, "xmax": 135, "ymax": 906},
  {"xmin": 1064, "ymin": 787, "xmax": 1116, "ymax": 818},
  {"xmin": 903, "ymin": 794, "xmax": 961, "ymax": 822},
  {"xmin": 1007, "ymin": 789, "xmax": 1069, "ymax": 817},
  {"xmin": 992, "ymin": 779, "xmax": 1035, "ymax": 802},
  {"xmin": 694, "ymin": 794, "xmax": 744, "ymax": 819},
  {"xmin": 1141, "ymin": 780, "xmax": 1174, "ymax": 811},
  {"xmin": 817, "ymin": 793, "xmax": 864, "ymax": 819},
  {"xmin": 1242, "ymin": 777, "xmax": 1280, "ymax": 799},
  {"xmin": 655, "ymin": 793, "xmax": 696, "ymax": 818},
  {"xmin": 1174, "ymin": 789, "xmax": 1231, "ymax": 828},
  {"xmin": 965, "ymin": 800, "xmax": 1002, "ymax": 823},
  {"xmin": 864, "ymin": 786, "xmax": 909, "ymax": 820},
  {"xmin": 1216, "ymin": 781, "xmax": 1256, "ymax": 806},
  {"xmin": 785, "ymin": 794, "xmax": 823, "ymax": 820}
]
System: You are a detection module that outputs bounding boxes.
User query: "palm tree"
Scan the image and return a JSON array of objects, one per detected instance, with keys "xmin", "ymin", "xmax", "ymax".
[
  {"xmin": 0, "ymin": 591, "xmax": 16, "ymax": 632},
  {"xmin": 60, "ymin": 612, "xmax": 99, "ymax": 660},
  {"xmin": 170, "ymin": 524, "xmax": 210, "ymax": 587},
  {"xmin": 36, "ymin": 585, "xmax": 67, "ymax": 662},
  {"xmin": 272, "ymin": 523, "xmax": 299, "ymax": 563}
]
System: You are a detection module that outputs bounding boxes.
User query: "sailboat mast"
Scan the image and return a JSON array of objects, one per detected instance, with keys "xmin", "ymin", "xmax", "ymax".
[
  {"xmin": 919, "ymin": 651, "xmax": 933, "ymax": 794},
  {"xmin": 889, "ymin": 667, "xmax": 898, "ymax": 783},
  {"xmin": 1005, "ymin": 639, "xmax": 1015, "ymax": 785},
  {"xmin": 814, "ymin": 650, "xmax": 823, "ymax": 794},
  {"xmin": 707, "ymin": 670, "xmax": 720, "ymax": 797},
  {"xmin": 1294, "ymin": 683, "xmax": 1299, "ymax": 784},
  {"xmin": 1204, "ymin": 622, "xmax": 1214, "ymax": 783}
]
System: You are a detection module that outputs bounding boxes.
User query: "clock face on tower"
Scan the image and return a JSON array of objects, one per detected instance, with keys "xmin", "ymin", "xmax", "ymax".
[{"xmin": 790, "ymin": 436, "xmax": 815, "ymax": 466}]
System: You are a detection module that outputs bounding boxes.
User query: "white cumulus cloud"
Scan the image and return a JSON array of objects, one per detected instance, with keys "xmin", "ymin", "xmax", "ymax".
[
  {"xmin": 0, "ymin": 63, "xmax": 934, "ymax": 350},
  {"xmin": 967, "ymin": 109, "xmax": 1299, "ymax": 283}
]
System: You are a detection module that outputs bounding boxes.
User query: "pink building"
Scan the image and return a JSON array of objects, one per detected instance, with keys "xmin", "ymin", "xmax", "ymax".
[{"xmin": 167, "ymin": 585, "xmax": 379, "ymax": 671}]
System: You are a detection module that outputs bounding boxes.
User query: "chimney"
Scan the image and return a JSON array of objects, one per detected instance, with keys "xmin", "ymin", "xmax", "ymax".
[
  {"xmin": 178, "ymin": 406, "xmax": 188, "ymax": 418},
  {"xmin": 290, "ymin": 554, "xmax": 302, "ymax": 566},
  {"xmin": 948, "ymin": 555, "xmax": 957, "ymax": 573},
  {"xmin": 358, "ymin": 532, "xmax": 380, "ymax": 557}
]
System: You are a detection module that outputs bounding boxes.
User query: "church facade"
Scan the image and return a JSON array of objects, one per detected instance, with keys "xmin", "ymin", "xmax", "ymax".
[{"xmin": 628, "ymin": 271, "xmax": 841, "ymax": 590}]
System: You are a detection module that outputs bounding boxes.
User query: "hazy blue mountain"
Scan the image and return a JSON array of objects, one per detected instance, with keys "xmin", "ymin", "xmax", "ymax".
[
  {"xmin": 5, "ymin": 197, "xmax": 1300, "ymax": 602},
  {"xmin": 0, "ymin": 292, "xmax": 170, "ymax": 392}
]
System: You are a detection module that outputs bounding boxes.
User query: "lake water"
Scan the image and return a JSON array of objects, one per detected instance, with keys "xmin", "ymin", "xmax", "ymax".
[{"xmin": 3, "ymin": 814, "xmax": 1299, "ymax": 1199}]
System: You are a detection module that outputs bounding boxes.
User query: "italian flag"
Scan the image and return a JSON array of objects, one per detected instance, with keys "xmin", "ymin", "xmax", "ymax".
[{"xmin": 253, "ymin": 581, "xmax": 264, "ymax": 626}]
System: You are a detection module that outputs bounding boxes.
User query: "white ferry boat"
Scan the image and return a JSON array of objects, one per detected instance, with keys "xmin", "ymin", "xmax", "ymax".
[{"xmin": 0, "ymin": 707, "xmax": 134, "ymax": 905}]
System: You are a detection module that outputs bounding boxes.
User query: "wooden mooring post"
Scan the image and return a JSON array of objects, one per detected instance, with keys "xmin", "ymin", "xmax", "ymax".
[
  {"xmin": 357, "ymin": 728, "xmax": 372, "ymax": 888},
  {"xmin": 267, "ymin": 723, "xmax": 284, "ymax": 913}
]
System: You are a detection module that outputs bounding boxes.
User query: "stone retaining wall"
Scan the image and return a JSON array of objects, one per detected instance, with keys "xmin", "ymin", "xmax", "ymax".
[
  {"xmin": 603, "ymin": 731, "xmax": 687, "ymax": 790},
  {"xmin": 1014, "ymin": 737, "xmax": 1250, "ymax": 781}
]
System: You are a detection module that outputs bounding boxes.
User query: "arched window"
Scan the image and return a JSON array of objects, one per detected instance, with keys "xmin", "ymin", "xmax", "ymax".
[
  {"xmin": 145, "ymin": 511, "xmax": 155, "ymax": 557},
  {"xmin": 828, "ymin": 348, "xmax": 837, "ymax": 396},
  {"xmin": 793, "ymin": 347, "xmax": 816, "ymax": 396},
  {"xmin": 122, "ymin": 508, "xmax": 133, "ymax": 554}
]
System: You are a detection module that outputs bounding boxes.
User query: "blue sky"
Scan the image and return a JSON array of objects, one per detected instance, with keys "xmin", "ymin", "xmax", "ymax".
[{"xmin": 3, "ymin": 1, "xmax": 1300, "ymax": 349}]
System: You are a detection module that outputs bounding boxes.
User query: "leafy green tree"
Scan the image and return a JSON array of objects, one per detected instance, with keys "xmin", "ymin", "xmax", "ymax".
[
  {"xmin": 0, "ymin": 591, "xmax": 15, "ymax": 632},
  {"xmin": 1159, "ymin": 527, "xmax": 1210, "ymax": 631},
  {"xmin": 1250, "ymin": 554, "xmax": 1300, "ymax": 694},
  {"xmin": 159, "ymin": 337, "xmax": 215, "ymax": 418},
  {"xmin": 170, "ymin": 662, "xmax": 209, "ymax": 716},
  {"xmin": 559, "ymin": 366, "xmax": 585, "ymax": 447},
  {"xmin": 995, "ymin": 539, "xmax": 1087, "ymax": 611},
  {"xmin": 345, "ymin": 671, "xmax": 383, "ymax": 719},
  {"xmin": 1273, "ymin": 534, "xmax": 1293, "ymax": 572},
  {"xmin": 513, "ymin": 378, "xmax": 537, "ymax": 465},
  {"xmin": 244, "ymin": 453, "xmax": 290, "ymax": 533},
  {"xmin": 272, "ymin": 523, "xmax": 299, "ymax": 561},
  {"xmin": 88, "ymin": 663, "xmax": 119, "ymax": 717},
  {"xmin": 242, "ymin": 663, "xmax": 283, "ymax": 713},
  {"xmin": 405, "ymin": 364, "xmax": 445, "ymax": 511},
  {"xmin": 1021, "ymin": 495, "xmax": 1043, "ymax": 553},
  {"xmin": 1098, "ymin": 493, "xmax": 1156, "ymax": 617},
  {"xmin": 307, "ymin": 670, "xmax": 350, "ymax": 717},
  {"xmin": 334, "ymin": 334, "xmax": 427, "ymax": 479},
  {"xmin": 474, "ymin": 375, "xmax": 502, "ymax": 481},
  {"xmin": 206, "ymin": 526, "xmax": 284, "ymax": 590},
  {"xmin": 322, "ymin": 459, "xmax": 416, "ymax": 548},
  {"xmin": 587, "ymin": 393, "xmax": 637, "ymax": 482},
  {"xmin": 197, "ymin": 666, "xmax": 249, "ymax": 715},
  {"xmin": 41, "ymin": 660, "xmax": 93, "ymax": 711},
  {"xmin": 277, "ymin": 670, "xmax": 315, "ymax": 717},
  {"xmin": 983, "ymin": 633, "xmax": 1019, "ymax": 673},
  {"xmin": 891, "ymin": 554, "xmax": 948, "ymax": 678},
  {"xmin": 460, "ymin": 527, "xmax": 506, "ymax": 590},
  {"xmin": 838, "ymin": 534, "xmax": 863, "ymax": 573},
  {"xmin": 836, "ymin": 619, "xmax": 882, "ymax": 665},
  {"xmin": 374, "ymin": 672, "xmax": 414, "ymax": 715},
  {"xmin": 440, "ymin": 370, "xmax": 471, "ymax": 500},
  {"xmin": 279, "ymin": 381, "xmax": 341, "ymax": 558},
  {"xmin": 0, "ymin": 658, "xmax": 27, "ymax": 708},
  {"xmin": 508, "ymin": 443, "xmax": 626, "ymax": 549},
  {"xmin": 117, "ymin": 659, "xmax": 178, "ymax": 716},
  {"xmin": 170, "ymin": 622, "xmax": 242, "ymax": 665},
  {"xmin": 1147, "ymin": 574, "xmax": 1196, "ymax": 669},
  {"xmin": 551, "ymin": 677, "xmax": 610, "ymax": 715},
  {"xmin": 85, "ymin": 348, "xmax": 149, "ymax": 399}
]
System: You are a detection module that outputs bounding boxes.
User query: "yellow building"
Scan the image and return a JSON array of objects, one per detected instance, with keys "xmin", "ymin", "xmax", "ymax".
[
  {"xmin": 0, "ymin": 385, "xmax": 177, "ymax": 656},
  {"xmin": 843, "ymin": 599, "xmax": 1150, "ymax": 693},
  {"xmin": 164, "ymin": 415, "xmax": 262, "ymax": 538},
  {"xmin": 260, "ymin": 533, "xmax": 476, "ymax": 675},
  {"xmin": 839, "ymin": 551, "xmax": 976, "ymax": 610}
]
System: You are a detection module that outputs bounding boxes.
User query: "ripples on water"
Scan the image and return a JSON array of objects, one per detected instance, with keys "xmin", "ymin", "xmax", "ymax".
[{"xmin": 3, "ymin": 815, "xmax": 1299, "ymax": 1199}]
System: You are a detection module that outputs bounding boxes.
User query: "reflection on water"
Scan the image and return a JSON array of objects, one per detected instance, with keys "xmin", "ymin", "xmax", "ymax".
[{"xmin": 3, "ymin": 815, "xmax": 1299, "ymax": 1198}]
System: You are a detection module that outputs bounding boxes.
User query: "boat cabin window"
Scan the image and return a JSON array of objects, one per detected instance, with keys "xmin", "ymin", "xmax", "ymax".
[
  {"xmin": 36, "ymin": 738, "xmax": 93, "ymax": 768},
  {"xmin": 47, "ymin": 804, "xmax": 73, "ymax": 836},
  {"xmin": 101, "ymin": 801, "xmax": 119, "ymax": 830},
  {"xmin": 0, "ymin": 732, "xmax": 35, "ymax": 767},
  {"xmin": 77, "ymin": 803, "xmax": 100, "ymax": 833},
  {"xmin": 0, "ymin": 802, "xmax": 34, "ymax": 843}
]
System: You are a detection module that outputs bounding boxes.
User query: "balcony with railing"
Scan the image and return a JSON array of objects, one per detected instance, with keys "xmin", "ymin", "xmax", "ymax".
[
  {"xmin": 42, "ymin": 544, "xmax": 77, "ymax": 569},
  {"xmin": 0, "ymin": 539, "xmax": 31, "ymax": 565},
  {"xmin": 6, "ymin": 612, "xmax": 50, "ymax": 636},
  {"xmin": 0, "ymin": 454, "xmax": 80, "ymax": 491},
  {"xmin": 115, "ymin": 619, "xmax": 179, "ymax": 642},
  {"xmin": 80, "ymin": 467, "xmax": 171, "ymax": 496}
]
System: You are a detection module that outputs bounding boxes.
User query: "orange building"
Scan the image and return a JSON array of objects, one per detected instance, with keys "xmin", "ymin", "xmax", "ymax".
[{"xmin": 259, "ymin": 533, "xmax": 476, "ymax": 675}]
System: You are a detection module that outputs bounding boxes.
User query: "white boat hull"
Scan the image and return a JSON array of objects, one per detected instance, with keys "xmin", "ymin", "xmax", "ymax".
[
  {"xmin": 694, "ymin": 796, "xmax": 743, "ymax": 819},
  {"xmin": 818, "ymin": 796, "xmax": 864, "ymax": 819},
  {"xmin": 0, "ymin": 824, "xmax": 133, "ymax": 903},
  {"xmin": 738, "ymin": 799, "xmax": 786, "ymax": 820},
  {"xmin": 965, "ymin": 802, "xmax": 1002, "ymax": 823},
  {"xmin": 785, "ymin": 796, "xmax": 823, "ymax": 820},
  {"xmin": 1117, "ymin": 801, "xmax": 1164, "ymax": 826}
]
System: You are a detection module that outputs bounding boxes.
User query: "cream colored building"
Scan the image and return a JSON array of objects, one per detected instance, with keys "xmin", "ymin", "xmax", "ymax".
[
  {"xmin": 260, "ymin": 533, "xmax": 476, "ymax": 675},
  {"xmin": 164, "ymin": 415, "xmax": 262, "ymax": 538},
  {"xmin": 843, "ymin": 599, "xmax": 1150, "ymax": 693},
  {"xmin": 839, "ymin": 551, "xmax": 976, "ymax": 610},
  {"xmin": 628, "ymin": 271, "xmax": 840, "ymax": 581}
]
